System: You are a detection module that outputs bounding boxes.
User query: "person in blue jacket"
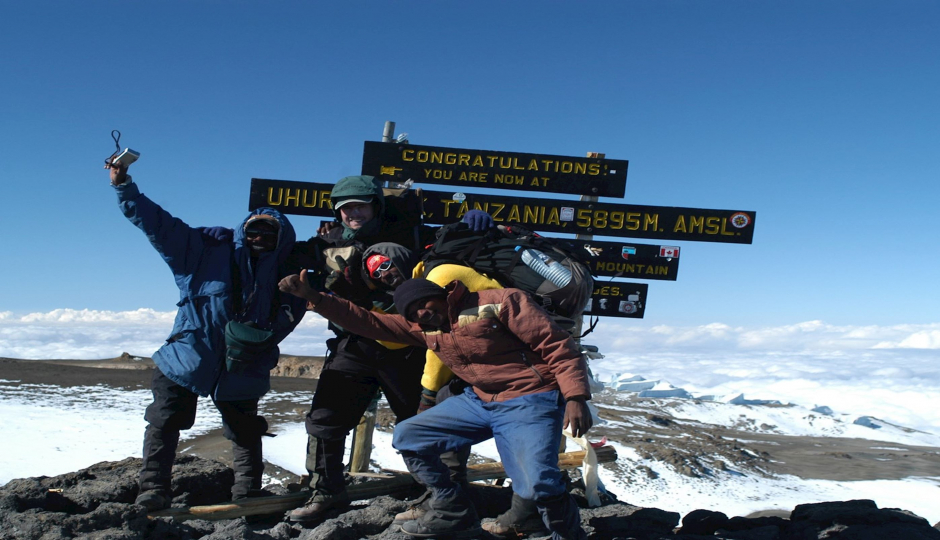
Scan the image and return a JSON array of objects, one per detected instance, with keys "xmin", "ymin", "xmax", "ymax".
[{"xmin": 107, "ymin": 160, "xmax": 307, "ymax": 511}]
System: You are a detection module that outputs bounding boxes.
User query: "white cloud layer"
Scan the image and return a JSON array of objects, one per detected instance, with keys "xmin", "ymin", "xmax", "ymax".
[
  {"xmin": 2, "ymin": 310, "xmax": 938, "ymax": 432},
  {"xmin": 2, "ymin": 310, "xmax": 938, "ymax": 361}
]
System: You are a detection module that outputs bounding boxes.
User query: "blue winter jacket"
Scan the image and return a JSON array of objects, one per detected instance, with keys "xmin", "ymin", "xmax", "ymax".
[{"xmin": 114, "ymin": 180, "xmax": 307, "ymax": 400}]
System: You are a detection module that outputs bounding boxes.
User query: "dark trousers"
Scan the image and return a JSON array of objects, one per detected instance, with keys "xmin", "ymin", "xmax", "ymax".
[
  {"xmin": 139, "ymin": 367, "xmax": 269, "ymax": 499},
  {"xmin": 304, "ymin": 336, "xmax": 424, "ymax": 493}
]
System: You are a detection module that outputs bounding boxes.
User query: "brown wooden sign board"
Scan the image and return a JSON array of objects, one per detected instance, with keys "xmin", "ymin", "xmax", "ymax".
[
  {"xmin": 587, "ymin": 282, "xmax": 648, "ymax": 319},
  {"xmin": 250, "ymin": 178, "xmax": 755, "ymax": 245},
  {"xmin": 361, "ymin": 141, "xmax": 629, "ymax": 198}
]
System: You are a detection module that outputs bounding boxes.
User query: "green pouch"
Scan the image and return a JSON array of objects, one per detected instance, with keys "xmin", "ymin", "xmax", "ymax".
[{"xmin": 224, "ymin": 320, "xmax": 276, "ymax": 373}]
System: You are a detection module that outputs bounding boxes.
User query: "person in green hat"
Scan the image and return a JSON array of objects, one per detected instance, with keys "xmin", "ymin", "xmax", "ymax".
[{"xmin": 288, "ymin": 175, "xmax": 493, "ymax": 523}]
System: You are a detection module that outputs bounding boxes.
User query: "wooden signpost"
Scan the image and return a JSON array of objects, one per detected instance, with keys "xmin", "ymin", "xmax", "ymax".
[{"xmin": 248, "ymin": 125, "xmax": 756, "ymax": 472}]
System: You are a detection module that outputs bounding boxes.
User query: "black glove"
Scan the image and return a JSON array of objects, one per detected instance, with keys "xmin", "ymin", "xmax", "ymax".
[{"xmin": 200, "ymin": 226, "xmax": 234, "ymax": 243}]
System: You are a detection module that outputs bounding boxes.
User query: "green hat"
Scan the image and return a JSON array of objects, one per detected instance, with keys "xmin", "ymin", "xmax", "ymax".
[{"xmin": 330, "ymin": 175, "xmax": 384, "ymax": 217}]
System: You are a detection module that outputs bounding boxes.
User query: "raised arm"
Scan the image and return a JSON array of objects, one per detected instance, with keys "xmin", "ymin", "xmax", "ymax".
[
  {"xmin": 108, "ymin": 162, "xmax": 206, "ymax": 279},
  {"xmin": 279, "ymin": 270, "xmax": 426, "ymax": 348}
]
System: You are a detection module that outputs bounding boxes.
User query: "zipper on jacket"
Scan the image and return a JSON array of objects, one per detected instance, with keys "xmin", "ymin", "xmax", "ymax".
[{"xmin": 521, "ymin": 353, "xmax": 545, "ymax": 384}]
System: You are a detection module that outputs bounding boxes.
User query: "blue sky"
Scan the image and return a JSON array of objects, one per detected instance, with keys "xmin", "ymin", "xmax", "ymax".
[{"xmin": 2, "ymin": 0, "xmax": 939, "ymax": 331}]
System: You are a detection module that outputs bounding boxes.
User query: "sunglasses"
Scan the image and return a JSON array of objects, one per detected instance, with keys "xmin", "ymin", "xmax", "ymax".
[
  {"xmin": 245, "ymin": 228, "xmax": 278, "ymax": 239},
  {"xmin": 370, "ymin": 260, "xmax": 393, "ymax": 278}
]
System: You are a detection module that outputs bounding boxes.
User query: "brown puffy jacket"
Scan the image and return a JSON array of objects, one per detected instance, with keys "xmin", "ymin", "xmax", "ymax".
[{"xmin": 313, "ymin": 281, "xmax": 592, "ymax": 403}]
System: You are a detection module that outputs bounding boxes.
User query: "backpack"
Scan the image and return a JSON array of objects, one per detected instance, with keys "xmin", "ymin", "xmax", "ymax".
[{"xmin": 420, "ymin": 222, "xmax": 595, "ymax": 323}]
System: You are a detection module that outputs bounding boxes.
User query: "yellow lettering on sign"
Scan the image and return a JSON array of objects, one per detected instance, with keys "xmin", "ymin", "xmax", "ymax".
[
  {"xmin": 523, "ymin": 206, "xmax": 538, "ymax": 223},
  {"xmin": 721, "ymin": 219, "xmax": 736, "ymax": 236},
  {"xmin": 284, "ymin": 189, "xmax": 301, "ymax": 207},
  {"xmin": 266, "ymin": 187, "xmax": 329, "ymax": 208},
  {"xmin": 302, "ymin": 190, "xmax": 318, "ymax": 208},
  {"xmin": 493, "ymin": 174, "xmax": 524, "ymax": 186},
  {"xmin": 546, "ymin": 207, "xmax": 560, "ymax": 225},
  {"xmin": 507, "ymin": 205, "xmax": 521, "ymax": 222},
  {"xmin": 587, "ymin": 163, "xmax": 601, "ymax": 175},
  {"xmin": 706, "ymin": 217, "xmax": 720, "ymax": 235},
  {"xmin": 528, "ymin": 159, "xmax": 539, "ymax": 171},
  {"xmin": 425, "ymin": 169, "xmax": 454, "ymax": 180},
  {"xmin": 457, "ymin": 172, "xmax": 485, "ymax": 183},
  {"xmin": 674, "ymin": 215, "xmax": 720, "ymax": 235},
  {"xmin": 593, "ymin": 285, "xmax": 622, "ymax": 296},
  {"xmin": 490, "ymin": 202, "xmax": 505, "ymax": 220},
  {"xmin": 576, "ymin": 208, "xmax": 591, "ymax": 228},
  {"xmin": 440, "ymin": 199, "xmax": 457, "ymax": 217},
  {"xmin": 626, "ymin": 212, "xmax": 641, "ymax": 230},
  {"xmin": 402, "ymin": 149, "xmax": 415, "ymax": 162},
  {"xmin": 472, "ymin": 155, "xmax": 484, "ymax": 167},
  {"xmin": 674, "ymin": 215, "xmax": 687, "ymax": 233}
]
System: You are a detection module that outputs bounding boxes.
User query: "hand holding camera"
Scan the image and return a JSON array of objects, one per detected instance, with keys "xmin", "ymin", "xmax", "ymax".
[{"xmin": 104, "ymin": 130, "xmax": 140, "ymax": 185}]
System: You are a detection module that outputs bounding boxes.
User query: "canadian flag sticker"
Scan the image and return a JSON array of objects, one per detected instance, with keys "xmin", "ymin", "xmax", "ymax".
[{"xmin": 660, "ymin": 246, "xmax": 680, "ymax": 258}]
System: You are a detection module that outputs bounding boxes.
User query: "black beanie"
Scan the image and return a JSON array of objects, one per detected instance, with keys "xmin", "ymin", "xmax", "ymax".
[{"xmin": 393, "ymin": 279, "xmax": 447, "ymax": 320}]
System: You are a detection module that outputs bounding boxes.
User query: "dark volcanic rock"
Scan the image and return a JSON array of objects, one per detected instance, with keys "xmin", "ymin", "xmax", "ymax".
[
  {"xmin": 678, "ymin": 508, "xmax": 729, "ymax": 535},
  {"xmin": 2, "ymin": 458, "xmax": 940, "ymax": 540}
]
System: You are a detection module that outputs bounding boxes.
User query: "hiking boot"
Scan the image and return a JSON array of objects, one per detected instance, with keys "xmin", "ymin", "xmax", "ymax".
[
  {"xmin": 399, "ymin": 493, "xmax": 480, "ymax": 538},
  {"xmin": 394, "ymin": 500, "xmax": 429, "ymax": 524},
  {"xmin": 135, "ymin": 490, "xmax": 170, "ymax": 511},
  {"xmin": 481, "ymin": 513, "xmax": 548, "ymax": 537},
  {"xmin": 287, "ymin": 489, "xmax": 351, "ymax": 523},
  {"xmin": 394, "ymin": 490, "xmax": 432, "ymax": 524}
]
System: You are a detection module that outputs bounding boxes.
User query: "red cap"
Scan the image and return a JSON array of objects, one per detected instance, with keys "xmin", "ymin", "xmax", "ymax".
[{"xmin": 366, "ymin": 254, "xmax": 391, "ymax": 276}]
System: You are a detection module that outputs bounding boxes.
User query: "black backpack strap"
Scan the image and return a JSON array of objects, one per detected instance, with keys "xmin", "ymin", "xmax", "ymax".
[{"xmin": 576, "ymin": 315, "xmax": 599, "ymax": 339}]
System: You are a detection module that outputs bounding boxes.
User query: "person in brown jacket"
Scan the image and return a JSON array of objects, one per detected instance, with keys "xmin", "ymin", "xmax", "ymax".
[{"xmin": 279, "ymin": 274, "xmax": 592, "ymax": 540}]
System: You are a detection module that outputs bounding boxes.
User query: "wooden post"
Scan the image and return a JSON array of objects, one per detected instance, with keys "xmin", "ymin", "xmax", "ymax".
[{"xmin": 348, "ymin": 390, "xmax": 379, "ymax": 473}]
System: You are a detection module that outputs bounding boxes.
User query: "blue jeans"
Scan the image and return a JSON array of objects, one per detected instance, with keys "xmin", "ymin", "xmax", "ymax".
[
  {"xmin": 394, "ymin": 387, "xmax": 585, "ymax": 539},
  {"xmin": 393, "ymin": 386, "xmax": 566, "ymax": 501}
]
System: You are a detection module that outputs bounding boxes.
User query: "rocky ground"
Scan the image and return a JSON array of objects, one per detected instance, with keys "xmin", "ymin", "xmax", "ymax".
[{"xmin": 1, "ymin": 356, "xmax": 939, "ymax": 539}]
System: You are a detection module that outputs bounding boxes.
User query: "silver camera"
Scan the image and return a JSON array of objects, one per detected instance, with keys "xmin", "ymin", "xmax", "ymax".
[{"xmin": 112, "ymin": 148, "xmax": 140, "ymax": 167}]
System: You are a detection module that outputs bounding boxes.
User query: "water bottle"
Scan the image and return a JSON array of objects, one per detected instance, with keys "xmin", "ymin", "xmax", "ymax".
[{"xmin": 517, "ymin": 247, "xmax": 572, "ymax": 287}]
